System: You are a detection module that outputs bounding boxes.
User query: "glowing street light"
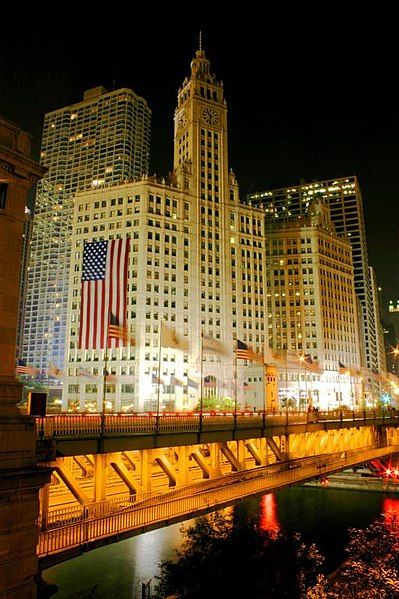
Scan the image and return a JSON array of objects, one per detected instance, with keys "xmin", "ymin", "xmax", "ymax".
[{"xmin": 390, "ymin": 346, "xmax": 399, "ymax": 376}]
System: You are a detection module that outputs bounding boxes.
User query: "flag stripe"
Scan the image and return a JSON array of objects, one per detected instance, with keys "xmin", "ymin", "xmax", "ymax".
[
  {"xmin": 93, "ymin": 282, "xmax": 99, "ymax": 350},
  {"xmin": 109, "ymin": 239, "xmax": 118, "ymax": 349},
  {"xmin": 237, "ymin": 339, "xmax": 263, "ymax": 363},
  {"xmin": 78, "ymin": 239, "xmax": 130, "ymax": 349}
]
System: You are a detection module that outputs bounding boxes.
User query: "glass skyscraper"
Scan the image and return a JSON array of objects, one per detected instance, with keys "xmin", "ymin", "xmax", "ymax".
[{"xmin": 22, "ymin": 86, "xmax": 151, "ymax": 373}]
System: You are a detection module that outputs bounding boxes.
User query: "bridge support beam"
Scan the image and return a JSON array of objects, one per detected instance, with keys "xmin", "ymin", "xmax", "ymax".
[
  {"xmin": 176, "ymin": 446, "xmax": 189, "ymax": 485},
  {"xmin": 236, "ymin": 440, "xmax": 247, "ymax": 469},
  {"xmin": 220, "ymin": 443, "xmax": 242, "ymax": 472},
  {"xmin": 267, "ymin": 438, "xmax": 287, "ymax": 462},
  {"xmin": 210, "ymin": 444, "xmax": 222, "ymax": 477},
  {"xmin": 246, "ymin": 441, "xmax": 262, "ymax": 466},
  {"xmin": 155, "ymin": 456, "xmax": 177, "ymax": 487},
  {"xmin": 109, "ymin": 459, "xmax": 142, "ymax": 496},
  {"xmin": 93, "ymin": 455, "xmax": 108, "ymax": 503},
  {"xmin": 190, "ymin": 449, "xmax": 211, "ymax": 479},
  {"xmin": 139, "ymin": 449, "xmax": 153, "ymax": 493},
  {"xmin": 50, "ymin": 461, "xmax": 90, "ymax": 506}
]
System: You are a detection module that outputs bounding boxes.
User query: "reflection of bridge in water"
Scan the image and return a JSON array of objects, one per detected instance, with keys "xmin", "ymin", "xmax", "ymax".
[{"xmin": 36, "ymin": 409, "xmax": 399, "ymax": 567}]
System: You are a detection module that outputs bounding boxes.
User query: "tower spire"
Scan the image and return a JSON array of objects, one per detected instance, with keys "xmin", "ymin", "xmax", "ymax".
[{"xmin": 199, "ymin": 30, "xmax": 202, "ymax": 52}]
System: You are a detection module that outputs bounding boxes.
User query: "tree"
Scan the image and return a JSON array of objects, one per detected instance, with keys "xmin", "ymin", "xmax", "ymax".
[
  {"xmin": 305, "ymin": 515, "xmax": 399, "ymax": 598},
  {"xmin": 155, "ymin": 512, "xmax": 324, "ymax": 598},
  {"xmin": 327, "ymin": 516, "xmax": 399, "ymax": 598},
  {"xmin": 195, "ymin": 396, "xmax": 237, "ymax": 412}
]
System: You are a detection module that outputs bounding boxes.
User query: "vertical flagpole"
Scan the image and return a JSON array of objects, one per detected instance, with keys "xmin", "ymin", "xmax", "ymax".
[
  {"xmin": 200, "ymin": 332, "xmax": 204, "ymax": 430},
  {"xmin": 101, "ymin": 310, "xmax": 111, "ymax": 437},
  {"xmin": 297, "ymin": 360, "xmax": 301, "ymax": 411},
  {"xmin": 361, "ymin": 375, "xmax": 365, "ymax": 408},
  {"xmin": 234, "ymin": 337, "xmax": 238, "ymax": 416},
  {"xmin": 157, "ymin": 324, "xmax": 162, "ymax": 419},
  {"xmin": 350, "ymin": 374, "xmax": 354, "ymax": 409},
  {"xmin": 263, "ymin": 361, "xmax": 267, "ymax": 418},
  {"xmin": 305, "ymin": 366, "xmax": 308, "ymax": 408},
  {"xmin": 285, "ymin": 350, "xmax": 288, "ymax": 408}
]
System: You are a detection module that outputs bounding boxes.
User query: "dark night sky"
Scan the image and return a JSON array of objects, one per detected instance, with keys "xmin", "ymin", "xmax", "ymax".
[{"xmin": 1, "ymin": 16, "xmax": 398, "ymax": 308}]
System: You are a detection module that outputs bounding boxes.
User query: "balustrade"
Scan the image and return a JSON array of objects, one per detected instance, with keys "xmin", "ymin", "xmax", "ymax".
[{"xmin": 35, "ymin": 409, "xmax": 397, "ymax": 439}]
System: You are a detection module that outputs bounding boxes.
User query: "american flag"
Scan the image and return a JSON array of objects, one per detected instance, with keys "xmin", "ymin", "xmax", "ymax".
[
  {"xmin": 108, "ymin": 312, "xmax": 131, "ymax": 344},
  {"xmin": 237, "ymin": 339, "xmax": 264, "ymax": 364},
  {"xmin": 16, "ymin": 359, "xmax": 37, "ymax": 376},
  {"xmin": 49, "ymin": 363, "xmax": 64, "ymax": 378},
  {"xmin": 78, "ymin": 238, "xmax": 130, "ymax": 349},
  {"xmin": 338, "ymin": 362, "xmax": 360, "ymax": 376},
  {"xmin": 202, "ymin": 332, "xmax": 228, "ymax": 356},
  {"xmin": 170, "ymin": 374, "xmax": 184, "ymax": 387},
  {"xmin": 301, "ymin": 355, "xmax": 323, "ymax": 374},
  {"xmin": 152, "ymin": 373, "xmax": 164, "ymax": 385},
  {"xmin": 338, "ymin": 361, "xmax": 348, "ymax": 375},
  {"xmin": 203, "ymin": 375, "xmax": 215, "ymax": 388},
  {"xmin": 187, "ymin": 378, "xmax": 199, "ymax": 389},
  {"xmin": 76, "ymin": 367, "xmax": 95, "ymax": 378}
]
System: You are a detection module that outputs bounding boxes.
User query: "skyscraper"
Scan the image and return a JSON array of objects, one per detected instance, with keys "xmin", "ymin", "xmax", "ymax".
[
  {"xmin": 248, "ymin": 177, "xmax": 382, "ymax": 375},
  {"xmin": 22, "ymin": 86, "xmax": 151, "ymax": 373},
  {"xmin": 62, "ymin": 46, "xmax": 268, "ymax": 412},
  {"xmin": 265, "ymin": 200, "xmax": 362, "ymax": 407}
]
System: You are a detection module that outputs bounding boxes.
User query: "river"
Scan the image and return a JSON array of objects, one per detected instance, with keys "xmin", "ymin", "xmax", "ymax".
[{"xmin": 43, "ymin": 485, "xmax": 399, "ymax": 598}]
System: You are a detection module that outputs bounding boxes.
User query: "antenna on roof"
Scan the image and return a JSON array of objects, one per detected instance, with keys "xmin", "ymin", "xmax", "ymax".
[{"xmin": 199, "ymin": 30, "xmax": 202, "ymax": 51}]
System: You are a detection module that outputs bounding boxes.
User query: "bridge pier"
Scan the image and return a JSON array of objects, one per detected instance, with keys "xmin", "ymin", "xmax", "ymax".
[{"xmin": 0, "ymin": 119, "xmax": 49, "ymax": 597}]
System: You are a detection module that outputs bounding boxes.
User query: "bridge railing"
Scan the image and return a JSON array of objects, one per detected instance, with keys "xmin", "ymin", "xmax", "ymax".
[
  {"xmin": 35, "ymin": 408, "xmax": 397, "ymax": 439},
  {"xmin": 40, "ymin": 491, "xmax": 165, "ymax": 529}
]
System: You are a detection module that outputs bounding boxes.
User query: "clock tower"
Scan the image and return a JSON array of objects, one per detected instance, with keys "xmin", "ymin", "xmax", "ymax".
[
  {"xmin": 173, "ymin": 42, "xmax": 239, "ymax": 390},
  {"xmin": 173, "ymin": 44, "xmax": 229, "ymax": 203}
]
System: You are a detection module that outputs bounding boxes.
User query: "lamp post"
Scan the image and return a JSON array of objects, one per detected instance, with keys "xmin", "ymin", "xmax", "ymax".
[{"xmin": 298, "ymin": 354, "xmax": 306, "ymax": 410}]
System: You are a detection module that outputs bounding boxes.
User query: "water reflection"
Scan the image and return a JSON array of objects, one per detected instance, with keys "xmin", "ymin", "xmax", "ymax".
[
  {"xmin": 44, "ymin": 487, "xmax": 393, "ymax": 598},
  {"xmin": 259, "ymin": 493, "xmax": 280, "ymax": 535},
  {"xmin": 383, "ymin": 496, "xmax": 399, "ymax": 529}
]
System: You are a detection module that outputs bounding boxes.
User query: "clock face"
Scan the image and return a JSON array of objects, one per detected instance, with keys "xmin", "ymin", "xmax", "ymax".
[
  {"xmin": 203, "ymin": 107, "xmax": 219, "ymax": 125},
  {"xmin": 178, "ymin": 111, "xmax": 187, "ymax": 129}
]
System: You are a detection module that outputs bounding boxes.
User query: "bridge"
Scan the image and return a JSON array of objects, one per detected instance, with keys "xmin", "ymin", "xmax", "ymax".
[{"xmin": 36, "ymin": 409, "xmax": 399, "ymax": 568}]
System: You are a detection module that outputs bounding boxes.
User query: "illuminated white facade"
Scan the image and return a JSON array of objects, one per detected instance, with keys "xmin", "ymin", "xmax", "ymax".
[
  {"xmin": 265, "ymin": 201, "xmax": 362, "ymax": 408},
  {"xmin": 22, "ymin": 86, "xmax": 151, "ymax": 373},
  {"xmin": 62, "ymin": 48, "xmax": 268, "ymax": 412}
]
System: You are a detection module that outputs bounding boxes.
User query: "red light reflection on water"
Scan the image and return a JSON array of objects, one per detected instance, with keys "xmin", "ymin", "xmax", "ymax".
[
  {"xmin": 383, "ymin": 497, "xmax": 399, "ymax": 527},
  {"xmin": 259, "ymin": 493, "xmax": 280, "ymax": 536}
]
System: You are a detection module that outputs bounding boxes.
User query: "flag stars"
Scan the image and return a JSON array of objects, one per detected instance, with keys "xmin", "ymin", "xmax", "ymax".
[{"xmin": 82, "ymin": 241, "xmax": 108, "ymax": 281}]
